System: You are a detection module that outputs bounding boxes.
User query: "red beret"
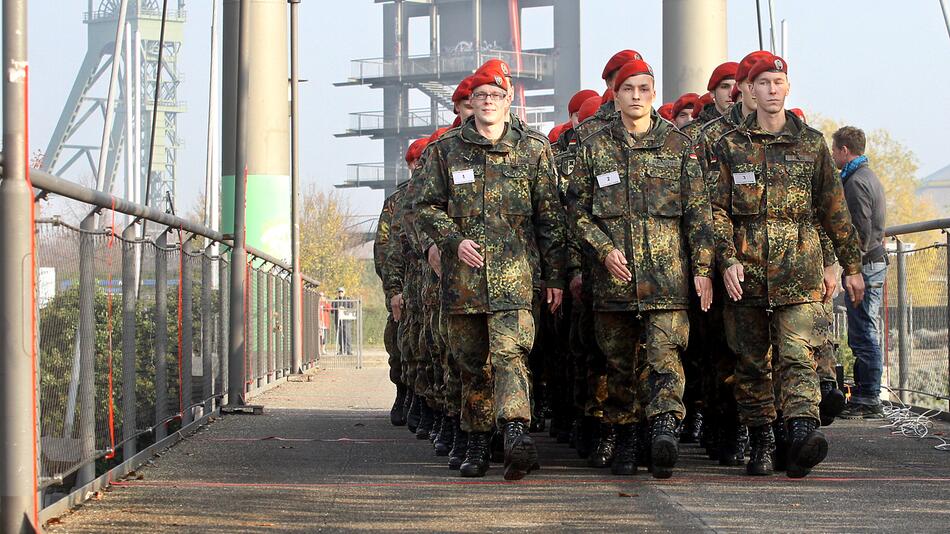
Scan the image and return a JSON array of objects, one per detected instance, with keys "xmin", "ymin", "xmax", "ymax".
[
  {"xmin": 672, "ymin": 92, "xmax": 700, "ymax": 120},
  {"xmin": 707, "ymin": 61, "xmax": 739, "ymax": 91},
  {"xmin": 577, "ymin": 96, "xmax": 603, "ymax": 123},
  {"xmin": 747, "ymin": 54, "xmax": 787, "ymax": 83},
  {"xmin": 612, "ymin": 60, "xmax": 655, "ymax": 92},
  {"xmin": 451, "ymin": 115, "xmax": 462, "ymax": 128},
  {"xmin": 405, "ymin": 137, "xmax": 430, "ymax": 166},
  {"xmin": 736, "ymin": 50, "xmax": 773, "ymax": 83},
  {"xmin": 468, "ymin": 67, "xmax": 508, "ymax": 93},
  {"xmin": 547, "ymin": 122, "xmax": 567, "ymax": 144},
  {"xmin": 602, "ymin": 50, "xmax": 644, "ymax": 80},
  {"xmin": 601, "ymin": 88, "xmax": 615, "ymax": 104},
  {"xmin": 790, "ymin": 108, "xmax": 806, "ymax": 122},
  {"xmin": 428, "ymin": 127, "xmax": 450, "ymax": 143},
  {"xmin": 568, "ymin": 89, "xmax": 600, "ymax": 116},
  {"xmin": 658, "ymin": 103, "xmax": 674, "ymax": 121},
  {"xmin": 691, "ymin": 93, "xmax": 714, "ymax": 119},
  {"xmin": 478, "ymin": 58, "xmax": 512, "ymax": 78},
  {"xmin": 730, "ymin": 84, "xmax": 741, "ymax": 102},
  {"xmin": 452, "ymin": 77, "xmax": 474, "ymax": 104}
]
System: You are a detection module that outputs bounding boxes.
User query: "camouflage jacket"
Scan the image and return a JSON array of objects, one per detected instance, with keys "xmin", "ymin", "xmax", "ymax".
[
  {"xmin": 573, "ymin": 100, "xmax": 617, "ymax": 142},
  {"xmin": 414, "ymin": 119, "xmax": 568, "ymax": 314},
  {"xmin": 567, "ymin": 111, "xmax": 715, "ymax": 312},
  {"xmin": 376, "ymin": 182, "xmax": 408, "ymax": 312},
  {"xmin": 711, "ymin": 110, "xmax": 862, "ymax": 307},
  {"xmin": 698, "ymin": 105, "xmax": 838, "ymax": 270},
  {"xmin": 680, "ymin": 104, "xmax": 722, "ymax": 141},
  {"xmin": 551, "ymin": 126, "xmax": 585, "ymax": 280}
]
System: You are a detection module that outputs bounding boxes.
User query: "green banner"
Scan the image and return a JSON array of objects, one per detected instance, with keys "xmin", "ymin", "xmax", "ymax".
[{"xmin": 222, "ymin": 173, "xmax": 291, "ymax": 262}]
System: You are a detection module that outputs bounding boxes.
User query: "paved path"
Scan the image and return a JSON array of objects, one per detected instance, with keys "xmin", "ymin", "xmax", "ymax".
[{"xmin": 48, "ymin": 356, "xmax": 950, "ymax": 533}]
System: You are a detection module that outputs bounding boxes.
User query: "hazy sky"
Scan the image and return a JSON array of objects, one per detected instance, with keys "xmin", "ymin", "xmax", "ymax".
[{"xmin": 19, "ymin": 0, "xmax": 950, "ymax": 220}]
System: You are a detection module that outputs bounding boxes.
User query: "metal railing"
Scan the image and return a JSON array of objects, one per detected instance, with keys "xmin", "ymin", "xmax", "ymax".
[
  {"xmin": 879, "ymin": 219, "xmax": 950, "ymax": 410},
  {"xmin": 347, "ymin": 49, "xmax": 553, "ymax": 84},
  {"xmin": 344, "ymin": 106, "xmax": 556, "ymax": 136},
  {"xmin": 1, "ymin": 160, "xmax": 324, "ymax": 521}
]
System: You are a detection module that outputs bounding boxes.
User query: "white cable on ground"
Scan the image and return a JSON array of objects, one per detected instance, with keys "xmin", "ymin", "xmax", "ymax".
[{"xmin": 878, "ymin": 386, "xmax": 950, "ymax": 452}]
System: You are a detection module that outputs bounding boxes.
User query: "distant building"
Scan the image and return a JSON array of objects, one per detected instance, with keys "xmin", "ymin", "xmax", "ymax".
[{"xmin": 917, "ymin": 163, "xmax": 950, "ymax": 216}]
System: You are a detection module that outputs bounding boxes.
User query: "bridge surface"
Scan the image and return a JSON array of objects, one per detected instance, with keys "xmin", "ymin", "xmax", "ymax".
[{"xmin": 47, "ymin": 351, "xmax": 950, "ymax": 533}]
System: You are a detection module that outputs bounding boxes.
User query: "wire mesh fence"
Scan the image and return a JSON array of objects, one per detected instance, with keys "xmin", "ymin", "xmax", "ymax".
[{"xmin": 317, "ymin": 298, "xmax": 363, "ymax": 369}]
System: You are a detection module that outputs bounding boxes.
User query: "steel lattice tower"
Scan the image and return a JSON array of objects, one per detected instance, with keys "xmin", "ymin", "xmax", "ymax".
[{"xmin": 43, "ymin": 0, "xmax": 186, "ymax": 210}]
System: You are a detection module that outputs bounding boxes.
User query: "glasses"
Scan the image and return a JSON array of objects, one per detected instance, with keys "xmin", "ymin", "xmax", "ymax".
[{"xmin": 471, "ymin": 91, "xmax": 508, "ymax": 102}]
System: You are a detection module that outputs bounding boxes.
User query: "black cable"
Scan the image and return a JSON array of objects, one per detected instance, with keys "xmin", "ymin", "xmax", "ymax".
[{"xmin": 143, "ymin": 0, "xmax": 170, "ymax": 214}]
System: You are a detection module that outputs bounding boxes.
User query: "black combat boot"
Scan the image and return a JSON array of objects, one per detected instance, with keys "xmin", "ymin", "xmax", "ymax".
[
  {"xmin": 530, "ymin": 403, "xmax": 546, "ymax": 433},
  {"xmin": 746, "ymin": 424, "xmax": 774, "ymax": 475},
  {"xmin": 650, "ymin": 413, "xmax": 679, "ymax": 479},
  {"xmin": 786, "ymin": 418, "xmax": 828, "ymax": 479},
  {"xmin": 587, "ymin": 423, "xmax": 617, "ymax": 468},
  {"xmin": 611, "ymin": 424, "xmax": 639, "ymax": 476},
  {"xmin": 637, "ymin": 421, "xmax": 651, "ymax": 467},
  {"xmin": 390, "ymin": 385, "xmax": 408, "ymax": 426},
  {"xmin": 490, "ymin": 428, "xmax": 505, "ymax": 463},
  {"xmin": 434, "ymin": 414, "xmax": 454, "ymax": 456},
  {"xmin": 717, "ymin": 416, "xmax": 742, "ymax": 467},
  {"xmin": 819, "ymin": 381, "xmax": 846, "ymax": 426},
  {"xmin": 679, "ymin": 409, "xmax": 703, "ymax": 444},
  {"xmin": 735, "ymin": 425, "xmax": 749, "ymax": 463},
  {"xmin": 429, "ymin": 411, "xmax": 444, "ymax": 442},
  {"xmin": 503, "ymin": 421, "xmax": 539, "ymax": 481},
  {"xmin": 576, "ymin": 417, "xmax": 598, "ymax": 459},
  {"xmin": 555, "ymin": 419, "xmax": 572, "ymax": 444},
  {"xmin": 407, "ymin": 394, "xmax": 421, "ymax": 434},
  {"xmin": 772, "ymin": 417, "xmax": 788, "ymax": 472},
  {"xmin": 416, "ymin": 402, "xmax": 434, "ymax": 440},
  {"xmin": 459, "ymin": 431, "xmax": 490, "ymax": 477},
  {"xmin": 448, "ymin": 418, "xmax": 468, "ymax": 470}
]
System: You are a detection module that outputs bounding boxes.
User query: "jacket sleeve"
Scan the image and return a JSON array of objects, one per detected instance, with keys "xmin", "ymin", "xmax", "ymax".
[
  {"xmin": 382, "ymin": 201, "xmax": 407, "ymax": 301},
  {"xmin": 414, "ymin": 143, "xmax": 467, "ymax": 254},
  {"xmin": 532, "ymin": 144, "xmax": 568, "ymax": 289},
  {"xmin": 567, "ymin": 144, "xmax": 616, "ymax": 265},
  {"xmin": 843, "ymin": 175, "xmax": 874, "ymax": 254},
  {"xmin": 814, "ymin": 142, "xmax": 862, "ymax": 275},
  {"xmin": 710, "ymin": 141, "xmax": 740, "ymax": 272},
  {"xmin": 680, "ymin": 146, "xmax": 715, "ymax": 278},
  {"xmin": 373, "ymin": 195, "xmax": 394, "ymax": 282}
]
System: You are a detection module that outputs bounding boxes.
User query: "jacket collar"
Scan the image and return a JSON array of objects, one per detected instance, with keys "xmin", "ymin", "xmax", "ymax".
[
  {"xmin": 459, "ymin": 118, "xmax": 522, "ymax": 154},
  {"xmin": 609, "ymin": 109, "xmax": 669, "ymax": 150},
  {"xmin": 739, "ymin": 109, "xmax": 805, "ymax": 145}
]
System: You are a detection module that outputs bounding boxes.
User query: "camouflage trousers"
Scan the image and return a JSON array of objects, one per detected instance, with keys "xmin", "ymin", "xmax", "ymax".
[
  {"xmin": 447, "ymin": 310, "xmax": 536, "ymax": 433},
  {"xmin": 541, "ymin": 297, "xmax": 573, "ymax": 420},
  {"xmin": 571, "ymin": 299, "xmax": 607, "ymax": 417},
  {"xmin": 420, "ymin": 302, "xmax": 446, "ymax": 410},
  {"xmin": 397, "ymin": 308, "xmax": 422, "ymax": 391},
  {"xmin": 383, "ymin": 315, "xmax": 402, "ymax": 386},
  {"xmin": 690, "ymin": 296, "xmax": 740, "ymax": 425},
  {"xmin": 724, "ymin": 302, "xmax": 825, "ymax": 428},
  {"xmin": 771, "ymin": 301, "xmax": 838, "ymax": 411},
  {"xmin": 439, "ymin": 302, "xmax": 462, "ymax": 417},
  {"xmin": 594, "ymin": 310, "xmax": 688, "ymax": 425}
]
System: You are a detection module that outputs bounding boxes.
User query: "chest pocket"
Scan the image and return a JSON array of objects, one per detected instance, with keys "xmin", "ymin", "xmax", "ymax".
[
  {"xmin": 780, "ymin": 160, "xmax": 814, "ymax": 218},
  {"xmin": 646, "ymin": 159, "xmax": 682, "ymax": 217},
  {"xmin": 501, "ymin": 164, "xmax": 532, "ymax": 216},
  {"xmin": 730, "ymin": 162, "xmax": 763, "ymax": 216},
  {"xmin": 591, "ymin": 166, "xmax": 625, "ymax": 219},
  {"xmin": 447, "ymin": 165, "xmax": 484, "ymax": 218}
]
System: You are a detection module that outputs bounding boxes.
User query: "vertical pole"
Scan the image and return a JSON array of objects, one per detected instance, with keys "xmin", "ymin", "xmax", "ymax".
[
  {"xmin": 257, "ymin": 267, "xmax": 265, "ymax": 387},
  {"xmin": 767, "ymin": 0, "xmax": 777, "ymax": 53},
  {"xmin": 267, "ymin": 271, "xmax": 274, "ymax": 382},
  {"xmin": 941, "ymin": 0, "xmax": 950, "ymax": 43},
  {"xmin": 755, "ymin": 0, "xmax": 764, "ymax": 50},
  {"xmin": 94, "ymin": 0, "xmax": 129, "ymax": 194},
  {"xmin": 124, "ymin": 22, "xmax": 134, "ymax": 222},
  {"xmin": 154, "ymin": 231, "xmax": 169, "ymax": 440},
  {"xmin": 202, "ymin": 245, "xmax": 214, "ymax": 413},
  {"xmin": 472, "ymin": 0, "xmax": 482, "ymax": 65},
  {"xmin": 218, "ymin": 257, "xmax": 229, "ymax": 400},
  {"xmin": 181, "ymin": 239, "xmax": 194, "ymax": 424},
  {"xmin": 895, "ymin": 238, "xmax": 910, "ymax": 403},
  {"xmin": 77, "ymin": 214, "xmax": 97, "ymax": 488},
  {"xmin": 0, "ymin": 0, "xmax": 39, "ymax": 527},
  {"xmin": 227, "ymin": 0, "xmax": 251, "ymax": 407},
  {"xmin": 275, "ymin": 273, "xmax": 284, "ymax": 377},
  {"xmin": 285, "ymin": 278, "xmax": 292, "ymax": 373},
  {"xmin": 289, "ymin": 0, "xmax": 303, "ymax": 376},
  {"xmin": 121, "ymin": 224, "xmax": 138, "ymax": 460},
  {"xmin": 946, "ymin": 232, "xmax": 950, "ymax": 412},
  {"xmin": 429, "ymin": 1, "xmax": 439, "ymax": 127}
]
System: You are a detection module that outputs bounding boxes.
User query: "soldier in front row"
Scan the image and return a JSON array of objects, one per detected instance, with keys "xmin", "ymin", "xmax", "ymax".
[
  {"xmin": 567, "ymin": 59, "xmax": 715, "ymax": 479},
  {"xmin": 710, "ymin": 54, "xmax": 865, "ymax": 478},
  {"xmin": 414, "ymin": 62, "xmax": 567, "ymax": 480}
]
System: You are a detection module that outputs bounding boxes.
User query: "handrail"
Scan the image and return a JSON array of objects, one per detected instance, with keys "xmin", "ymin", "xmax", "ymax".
[
  {"xmin": 885, "ymin": 218, "xmax": 950, "ymax": 238},
  {"xmin": 0, "ymin": 153, "xmax": 226, "ymax": 242}
]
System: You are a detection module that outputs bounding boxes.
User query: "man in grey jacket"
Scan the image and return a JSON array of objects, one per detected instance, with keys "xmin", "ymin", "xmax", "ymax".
[{"xmin": 831, "ymin": 126, "xmax": 887, "ymax": 418}]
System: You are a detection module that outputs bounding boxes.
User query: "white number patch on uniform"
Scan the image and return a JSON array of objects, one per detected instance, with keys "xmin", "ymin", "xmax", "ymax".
[
  {"xmin": 733, "ymin": 172, "xmax": 756, "ymax": 185},
  {"xmin": 452, "ymin": 169, "xmax": 475, "ymax": 185},
  {"xmin": 596, "ymin": 171, "xmax": 621, "ymax": 188}
]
